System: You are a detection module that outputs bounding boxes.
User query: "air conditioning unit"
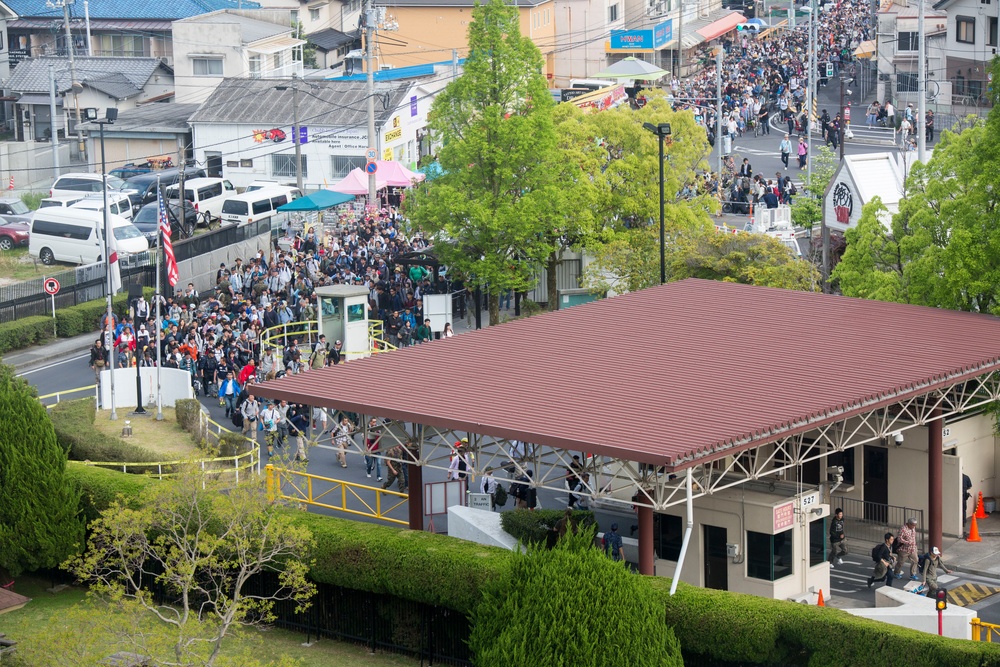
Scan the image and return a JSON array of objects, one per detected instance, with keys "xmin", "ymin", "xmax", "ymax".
[
  {"xmin": 380, "ymin": 64, "xmax": 395, "ymax": 70},
  {"xmin": 20, "ymin": 108, "xmax": 29, "ymax": 122}
]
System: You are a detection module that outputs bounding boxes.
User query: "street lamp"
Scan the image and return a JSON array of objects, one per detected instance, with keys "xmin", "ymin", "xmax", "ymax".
[
  {"xmin": 838, "ymin": 75, "xmax": 853, "ymax": 160},
  {"xmin": 275, "ymin": 76, "xmax": 303, "ymax": 191},
  {"xmin": 87, "ymin": 106, "xmax": 130, "ymax": 419},
  {"xmin": 642, "ymin": 121, "xmax": 671, "ymax": 285}
]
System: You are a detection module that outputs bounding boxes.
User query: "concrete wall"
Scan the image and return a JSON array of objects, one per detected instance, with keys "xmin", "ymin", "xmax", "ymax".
[
  {"xmin": 0, "ymin": 142, "xmax": 72, "ymax": 192},
  {"xmin": 172, "ymin": 21, "xmax": 246, "ymax": 104},
  {"xmin": 98, "ymin": 367, "xmax": 194, "ymax": 410},
  {"xmin": 447, "ymin": 505, "xmax": 521, "ymax": 550},
  {"xmin": 947, "ymin": 413, "xmax": 998, "ymax": 520},
  {"xmin": 552, "ymin": 0, "xmax": 609, "ymax": 86},
  {"xmin": 846, "ymin": 585, "xmax": 976, "ymax": 640}
]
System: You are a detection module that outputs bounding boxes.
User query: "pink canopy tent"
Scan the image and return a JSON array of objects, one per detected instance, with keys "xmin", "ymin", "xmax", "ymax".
[
  {"xmin": 330, "ymin": 168, "xmax": 389, "ymax": 195},
  {"xmin": 374, "ymin": 160, "xmax": 426, "ymax": 187}
]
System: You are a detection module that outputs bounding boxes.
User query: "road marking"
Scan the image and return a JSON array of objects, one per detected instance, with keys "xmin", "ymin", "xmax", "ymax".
[
  {"xmin": 17, "ymin": 353, "xmax": 90, "ymax": 376},
  {"xmin": 733, "ymin": 146, "xmax": 774, "ymax": 156},
  {"xmin": 948, "ymin": 582, "xmax": 1000, "ymax": 606}
]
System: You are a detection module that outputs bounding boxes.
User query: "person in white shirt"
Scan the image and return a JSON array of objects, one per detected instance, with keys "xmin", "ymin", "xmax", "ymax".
[
  {"xmin": 481, "ymin": 468, "xmax": 499, "ymax": 511},
  {"xmin": 260, "ymin": 400, "xmax": 282, "ymax": 456}
]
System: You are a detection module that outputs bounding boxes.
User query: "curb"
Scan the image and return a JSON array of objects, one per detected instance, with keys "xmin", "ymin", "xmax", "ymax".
[{"xmin": 7, "ymin": 337, "xmax": 96, "ymax": 374}]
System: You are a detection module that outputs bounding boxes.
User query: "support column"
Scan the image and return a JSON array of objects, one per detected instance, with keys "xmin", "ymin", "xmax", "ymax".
[
  {"xmin": 928, "ymin": 409, "xmax": 943, "ymax": 550},
  {"xmin": 638, "ymin": 504, "xmax": 654, "ymax": 576},
  {"xmin": 407, "ymin": 462, "xmax": 423, "ymax": 530}
]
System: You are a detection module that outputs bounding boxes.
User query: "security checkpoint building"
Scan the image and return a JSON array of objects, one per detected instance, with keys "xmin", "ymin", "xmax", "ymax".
[{"xmin": 254, "ymin": 279, "xmax": 1000, "ymax": 601}]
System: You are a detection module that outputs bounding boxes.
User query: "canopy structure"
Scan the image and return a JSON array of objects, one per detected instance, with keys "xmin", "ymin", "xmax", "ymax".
[
  {"xmin": 330, "ymin": 168, "xmax": 389, "ymax": 195},
  {"xmin": 592, "ymin": 56, "xmax": 668, "ymax": 81},
  {"xmin": 697, "ymin": 12, "xmax": 746, "ymax": 41},
  {"xmin": 277, "ymin": 189, "xmax": 355, "ymax": 211},
  {"xmin": 374, "ymin": 160, "xmax": 426, "ymax": 187},
  {"xmin": 418, "ymin": 161, "xmax": 446, "ymax": 181},
  {"xmin": 854, "ymin": 40, "xmax": 877, "ymax": 59}
]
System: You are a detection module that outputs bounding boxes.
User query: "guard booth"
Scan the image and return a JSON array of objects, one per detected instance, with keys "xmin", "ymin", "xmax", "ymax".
[{"xmin": 316, "ymin": 285, "xmax": 371, "ymax": 360}]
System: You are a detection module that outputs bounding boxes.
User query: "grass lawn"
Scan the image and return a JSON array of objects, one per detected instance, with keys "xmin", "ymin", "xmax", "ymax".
[
  {"xmin": 92, "ymin": 408, "xmax": 203, "ymax": 460},
  {"xmin": 0, "ymin": 247, "xmax": 75, "ymax": 283},
  {"xmin": 1, "ymin": 575, "xmax": 420, "ymax": 667}
]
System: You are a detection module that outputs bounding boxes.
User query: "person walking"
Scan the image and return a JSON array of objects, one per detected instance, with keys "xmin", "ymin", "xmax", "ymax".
[
  {"xmin": 920, "ymin": 546, "xmax": 952, "ymax": 598},
  {"xmin": 829, "ymin": 508, "xmax": 848, "ymax": 567},
  {"xmin": 893, "ymin": 517, "xmax": 920, "ymax": 580},
  {"xmin": 288, "ymin": 409, "xmax": 310, "ymax": 463},
  {"xmin": 925, "ymin": 110, "xmax": 935, "ymax": 143},
  {"xmin": 797, "ymin": 136, "xmax": 808, "ymax": 170},
  {"xmin": 89, "ymin": 338, "xmax": 109, "ymax": 381},
  {"xmin": 382, "ymin": 444, "xmax": 407, "ymax": 492},
  {"xmin": 219, "ymin": 372, "xmax": 240, "ymax": 418},
  {"xmin": 604, "ymin": 523, "xmax": 625, "ymax": 562},
  {"xmin": 240, "ymin": 393, "xmax": 260, "ymax": 444},
  {"xmin": 364, "ymin": 417, "xmax": 382, "ymax": 481},
  {"xmin": 481, "ymin": 467, "xmax": 499, "ymax": 511},
  {"xmin": 779, "ymin": 134, "xmax": 792, "ymax": 170},
  {"xmin": 867, "ymin": 533, "xmax": 896, "ymax": 588},
  {"xmin": 333, "ymin": 415, "xmax": 354, "ymax": 468},
  {"xmin": 260, "ymin": 400, "xmax": 282, "ymax": 457}
]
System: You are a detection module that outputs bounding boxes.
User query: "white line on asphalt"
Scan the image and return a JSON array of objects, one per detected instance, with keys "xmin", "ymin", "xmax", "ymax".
[{"xmin": 17, "ymin": 353, "xmax": 90, "ymax": 376}]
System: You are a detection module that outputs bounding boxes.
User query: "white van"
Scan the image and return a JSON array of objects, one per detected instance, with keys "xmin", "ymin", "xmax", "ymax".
[
  {"xmin": 38, "ymin": 195, "xmax": 86, "ymax": 209},
  {"xmin": 219, "ymin": 187, "xmax": 302, "ymax": 226},
  {"xmin": 165, "ymin": 177, "xmax": 236, "ymax": 226},
  {"xmin": 70, "ymin": 192, "xmax": 134, "ymax": 220},
  {"xmin": 29, "ymin": 208, "xmax": 148, "ymax": 265}
]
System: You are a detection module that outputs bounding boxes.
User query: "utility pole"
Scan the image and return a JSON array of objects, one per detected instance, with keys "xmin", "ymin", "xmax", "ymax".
[
  {"xmin": 917, "ymin": 0, "xmax": 927, "ymax": 161},
  {"xmin": 676, "ymin": 0, "xmax": 683, "ymax": 78},
  {"xmin": 48, "ymin": 64, "xmax": 60, "ymax": 177},
  {"xmin": 789, "ymin": 0, "xmax": 795, "ymax": 28},
  {"xmin": 291, "ymin": 75, "xmax": 303, "ymax": 191},
  {"xmin": 716, "ymin": 49, "xmax": 723, "ymax": 179},
  {"xmin": 61, "ymin": 0, "xmax": 85, "ymax": 160},
  {"xmin": 838, "ymin": 76, "xmax": 846, "ymax": 160},
  {"xmin": 364, "ymin": 0, "xmax": 377, "ymax": 205},
  {"xmin": 807, "ymin": 0, "xmax": 815, "ymax": 186}
]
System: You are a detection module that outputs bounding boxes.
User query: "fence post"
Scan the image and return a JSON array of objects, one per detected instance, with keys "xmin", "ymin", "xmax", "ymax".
[
  {"xmin": 265, "ymin": 464, "xmax": 275, "ymax": 501},
  {"xmin": 973, "ymin": 618, "xmax": 981, "ymax": 641}
]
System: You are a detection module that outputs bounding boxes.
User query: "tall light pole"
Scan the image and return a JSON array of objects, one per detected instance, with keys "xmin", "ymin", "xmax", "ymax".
[
  {"xmin": 364, "ymin": 0, "xmax": 377, "ymax": 205},
  {"xmin": 916, "ymin": 0, "xmax": 927, "ymax": 161},
  {"xmin": 643, "ymin": 122, "xmax": 671, "ymax": 285},
  {"xmin": 88, "ymin": 107, "xmax": 119, "ymax": 419},
  {"xmin": 275, "ymin": 77, "xmax": 303, "ymax": 191}
]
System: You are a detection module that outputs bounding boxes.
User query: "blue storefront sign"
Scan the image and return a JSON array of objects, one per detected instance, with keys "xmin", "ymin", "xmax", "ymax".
[{"xmin": 610, "ymin": 20, "xmax": 672, "ymax": 50}]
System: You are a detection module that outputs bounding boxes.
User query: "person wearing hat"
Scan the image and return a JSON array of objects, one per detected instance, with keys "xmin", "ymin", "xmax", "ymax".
[
  {"xmin": 448, "ymin": 439, "xmax": 472, "ymax": 481},
  {"xmin": 603, "ymin": 523, "xmax": 625, "ymax": 562},
  {"xmin": 920, "ymin": 546, "xmax": 952, "ymax": 597},
  {"xmin": 893, "ymin": 517, "xmax": 920, "ymax": 580}
]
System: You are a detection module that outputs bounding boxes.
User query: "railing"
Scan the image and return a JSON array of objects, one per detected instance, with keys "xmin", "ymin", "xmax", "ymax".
[
  {"xmin": 833, "ymin": 496, "xmax": 924, "ymax": 554},
  {"xmin": 69, "ymin": 446, "xmax": 259, "ymax": 483},
  {"xmin": 37, "ymin": 384, "xmax": 99, "ymax": 406},
  {"xmin": 260, "ymin": 320, "xmax": 320, "ymax": 351},
  {"xmin": 265, "ymin": 464, "xmax": 409, "ymax": 526},
  {"xmin": 368, "ymin": 320, "xmax": 397, "ymax": 354},
  {"xmin": 972, "ymin": 618, "xmax": 1000, "ymax": 642}
]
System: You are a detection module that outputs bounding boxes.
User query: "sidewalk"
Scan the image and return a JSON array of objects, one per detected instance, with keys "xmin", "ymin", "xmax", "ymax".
[
  {"xmin": 938, "ymin": 513, "xmax": 1000, "ymax": 578},
  {"xmin": 5, "ymin": 332, "xmax": 96, "ymax": 373}
]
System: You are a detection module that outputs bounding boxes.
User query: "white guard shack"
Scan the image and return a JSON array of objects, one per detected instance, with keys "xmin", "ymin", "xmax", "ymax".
[
  {"xmin": 823, "ymin": 152, "xmax": 914, "ymax": 232},
  {"xmin": 316, "ymin": 285, "xmax": 371, "ymax": 360}
]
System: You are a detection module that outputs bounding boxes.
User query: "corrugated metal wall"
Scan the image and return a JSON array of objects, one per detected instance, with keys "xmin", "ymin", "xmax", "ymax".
[{"xmin": 526, "ymin": 256, "xmax": 582, "ymax": 304}]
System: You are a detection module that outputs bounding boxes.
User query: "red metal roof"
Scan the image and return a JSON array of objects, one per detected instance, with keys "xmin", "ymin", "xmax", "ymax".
[{"xmin": 254, "ymin": 279, "xmax": 1000, "ymax": 469}]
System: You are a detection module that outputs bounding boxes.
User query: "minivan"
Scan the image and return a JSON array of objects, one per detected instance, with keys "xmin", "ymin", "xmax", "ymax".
[
  {"xmin": 50, "ymin": 172, "xmax": 128, "ymax": 198},
  {"xmin": 39, "ymin": 196, "xmax": 86, "ymax": 209},
  {"xmin": 70, "ymin": 192, "xmax": 134, "ymax": 220},
  {"xmin": 165, "ymin": 177, "xmax": 236, "ymax": 226},
  {"xmin": 29, "ymin": 209, "xmax": 148, "ymax": 265},
  {"xmin": 121, "ymin": 166, "xmax": 207, "ymax": 211},
  {"xmin": 219, "ymin": 187, "xmax": 302, "ymax": 226}
]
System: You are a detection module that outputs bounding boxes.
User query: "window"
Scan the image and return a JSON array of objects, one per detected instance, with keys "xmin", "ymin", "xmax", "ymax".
[
  {"xmin": 290, "ymin": 9, "xmax": 299, "ymax": 24},
  {"xmin": 240, "ymin": 159, "xmax": 253, "ymax": 168},
  {"xmin": 609, "ymin": 3, "xmax": 619, "ymax": 21},
  {"xmin": 809, "ymin": 518, "xmax": 827, "ymax": 567},
  {"xmin": 94, "ymin": 34, "xmax": 148, "ymax": 57},
  {"xmin": 273, "ymin": 53, "xmax": 282, "ymax": 70},
  {"xmin": 349, "ymin": 0, "xmax": 361, "ymax": 12},
  {"xmin": 272, "ymin": 154, "xmax": 307, "ymax": 178},
  {"xmin": 192, "ymin": 57, "xmax": 223, "ymax": 76},
  {"xmin": 252, "ymin": 199, "xmax": 271, "ymax": 215},
  {"xmin": 896, "ymin": 71, "xmax": 918, "ymax": 92},
  {"xmin": 957, "ymin": 16, "xmax": 975, "ymax": 43},
  {"xmin": 31, "ymin": 219, "xmax": 92, "ymax": 240},
  {"xmin": 897, "ymin": 31, "xmax": 918, "ymax": 51},
  {"xmin": 746, "ymin": 530, "xmax": 793, "ymax": 581},
  {"xmin": 249, "ymin": 54, "xmax": 262, "ymax": 78},
  {"xmin": 653, "ymin": 514, "xmax": 683, "ymax": 561},
  {"xmin": 310, "ymin": 6, "xmax": 321, "ymax": 21},
  {"xmin": 989, "ymin": 17, "xmax": 998, "ymax": 46},
  {"xmin": 332, "ymin": 155, "xmax": 366, "ymax": 178}
]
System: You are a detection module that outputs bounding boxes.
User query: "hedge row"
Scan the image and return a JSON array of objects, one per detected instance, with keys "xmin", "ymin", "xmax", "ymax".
[
  {"xmin": 65, "ymin": 465, "xmax": 1000, "ymax": 667},
  {"xmin": 0, "ymin": 316, "xmax": 53, "ymax": 354},
  {"xmin": 0, "ymin": 287, "xmax": 155, "ymax": 355},
  {"xmin": 500, "ymin": 508, "xmax": 595, "ymax": 545},
  {"xmin": 50, "ymin": 397, "xmax": 160, "ymax": 464}
]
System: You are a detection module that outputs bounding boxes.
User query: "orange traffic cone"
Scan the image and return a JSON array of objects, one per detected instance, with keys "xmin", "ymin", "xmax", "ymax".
[
  {"xmin": 976, "ymin": 491, "xmax": 988, "ymax": 519},
  {"xmin": 968, "ymin": 514, "xmax": 982, "ymax": 542},
  {"xmin": 817, "ymin": 589, "xmax": 825, "ymax": 607}
]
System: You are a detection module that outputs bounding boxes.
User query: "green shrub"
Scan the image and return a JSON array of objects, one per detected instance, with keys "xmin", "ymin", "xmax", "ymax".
[
  {"xmin": 500, "ymin": 508, "xmax": 595, "ymax": 544},
  {"xmin": 49, "ymin": 397, "xmax": 160, "ymax": 464},
  {"xmin": 470, "ymin": 528, "xmax": 683, "ymax": 667},
  {"xmin": 174, "ymin": 398, "xmax": 204, "ymax": 438},
  {"xmin": 64, "ymin": 462, "xmax": 156, "ymax": 526},
  {"xmin": 0, "ymin": 316, "xmax": 53, "ymax": 354},
  {"xmin": 20, "ymin": 192, "xmax": 44, "ymax": 211},
  {"xmin": 217, "ymin": 432, "xmax": 246, "ymax": 457}
]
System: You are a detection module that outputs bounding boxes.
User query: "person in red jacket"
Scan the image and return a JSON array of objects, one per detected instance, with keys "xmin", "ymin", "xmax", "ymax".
[{"xmin": 238, "ymin": 361, "xmax": 257, "ymax": 385}]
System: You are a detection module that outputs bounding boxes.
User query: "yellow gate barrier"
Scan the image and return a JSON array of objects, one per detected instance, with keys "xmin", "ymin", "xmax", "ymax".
[
  {"xmin": 972, "ymin": 618, "xmax": 1000, "ymax": 642},
  {"xmin": 265, "ymin": 464, "xmax": 408, "ymax": 526}
]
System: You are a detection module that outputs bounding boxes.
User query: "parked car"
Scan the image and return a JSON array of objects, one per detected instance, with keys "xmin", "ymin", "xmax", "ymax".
[
  {"xmin": 70, "ymin": 192, "xmax": 135, "ymax": 220},
  {"xmin": 0, "ymin": 197, "xmax": 34, "ymax": 225},
  {"xmin": 50, "ymin": 172, "xmax": 128, "ymax": 198},
  {"xmin": 38, "ymin": 195, "xmax": 87, "ymax": 209},
  {"xmin": 131, "ymin": 199, "xmax": 197, "ymax": 246},
  {"xmin": 121, "ymin": 166, "xmax": 207, "ymax": 211},
  {"xmin": 165, "ymin": 177, "xmax": 236, "ymax": 226},
  {"xmin": 29, "ymin": 209, "xmax": 147, "ymax": 265},
  {"xmin": 0, "ymin": 219, "xmax": 29, "ymax": 250}
]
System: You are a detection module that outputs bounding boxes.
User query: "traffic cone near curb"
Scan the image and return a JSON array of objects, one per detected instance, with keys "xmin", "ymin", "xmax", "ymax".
[
  {"xmin": 968, "ymin": 514, "xmax": 982, "ymax": 542},
  {"xmin": 976, "ymin": 491, "xmax": 988, "ymax": 519},
  {"xmin": 817, "ymin": 589, "xmax": 825, "ymax": 607}
]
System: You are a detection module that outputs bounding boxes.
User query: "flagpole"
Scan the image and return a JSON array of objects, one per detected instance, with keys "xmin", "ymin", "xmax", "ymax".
[
  {"xmin": 155, "ymin": 175, "xmax": 163, "ymax": 421},
  {"xmin": 101, "ymin": 122, "xmax": 117, "ymax": 420}
]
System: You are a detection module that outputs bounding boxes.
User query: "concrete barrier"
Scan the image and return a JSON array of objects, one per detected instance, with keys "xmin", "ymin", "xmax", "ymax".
[{"xmin": 845, "ymin": 585, "xmax": 976, "ymax": 639}]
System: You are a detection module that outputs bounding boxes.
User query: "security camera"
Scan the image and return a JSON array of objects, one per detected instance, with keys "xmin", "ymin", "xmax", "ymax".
[
  {"xmin": 893, "ymin": 432, "xmax": 904, "ymax": 445},
  {"xmin": 826, "ymin": 465, "xmax": 844, "ymax": 475},
  {"xmin": 846, "ymin": 89, "xmax": 853, "ymax": 96}
]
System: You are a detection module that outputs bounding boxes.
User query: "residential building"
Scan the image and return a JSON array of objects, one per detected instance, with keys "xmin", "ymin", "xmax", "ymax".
[
  {"xmin": 874, "ymin": 0, "xmax": 948, "ymax": 109},
  {"xmin": 172, "ymin": 10, "xmax": 305, "ymax": 104},
  {"xmin": 552, "ymin": 0, "xmax": 613, "ymax": 86},
  {"xmin": 0, "ymin": 1, "xmax": 16, "ymax": 85},
  {"xmin": 6, "ymin": 56, "xmax": 174, "ymax": 142},
  {"xmin": 188, "ymin": 74, "xmax": 442, "ymax": 190},
  {"xmin": 932, "ymin": 0, "xmax": 998, "ymax": 107},
  {"xmin": 254, "ymin": 0, "xmax": 363, "ymax": 69},
  {"xmin": 76, "ymin": 103, "xmax": 199, "ymax": 175},
  {"xmin": 2, "ymin": 0, "xmax": 260, "ymax": 69}
]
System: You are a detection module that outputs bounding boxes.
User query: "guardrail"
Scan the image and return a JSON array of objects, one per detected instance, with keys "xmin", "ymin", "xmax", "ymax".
[
  {"xmin": 37, "ymin": 384, "xmax": 99, "ymax": 405},
  {"xmin": 265, "ymin": 464, "xmax": 408, "ymax": 525},
  {"xmin": 69, "ymin": 446, "xmax": 259, "ymax": 483},
  {"xmin": 972, "ymin": 618, "xmax": 1000, "ymax": 642},
  {"xmin": 259, "ymin": 319, "xmax": 398, "ymax": 358}
]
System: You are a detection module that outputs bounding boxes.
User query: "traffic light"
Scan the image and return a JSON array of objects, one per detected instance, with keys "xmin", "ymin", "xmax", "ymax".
[
  {"xmin": 825, "ymin": 63, "xmax": 834, "ymax": 78},
  {"xmin": 936, "ymin": 589, "xmax": 948, "ymax": 611}
]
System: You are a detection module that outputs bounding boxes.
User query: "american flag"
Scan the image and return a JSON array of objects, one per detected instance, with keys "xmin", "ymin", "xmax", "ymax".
[{"xmin": 157, "ymin": 185, "xmax": 178, "ymax": 287}]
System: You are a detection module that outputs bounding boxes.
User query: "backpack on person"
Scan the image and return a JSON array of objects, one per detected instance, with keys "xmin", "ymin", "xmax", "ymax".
[
  {"xmin": 918, "ymin": 552, "xmax": 930, "ymax": 573},
  {"xmin": 871, "ymin": 544, "xmax": 881, "ymax": 562},
  {"xmin": 604, "ymin": 532, "xmax": 623, "ymax": 561},
  {"xmin": 492, "ymin": 482, "xmax": 508, "ymax": 508},
  {"xmin": 891, "ymin": 534, "xmax": 903, "ymax": 554}
]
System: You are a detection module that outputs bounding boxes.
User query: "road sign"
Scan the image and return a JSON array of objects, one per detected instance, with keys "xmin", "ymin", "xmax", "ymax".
[
  {"xmin": 365, "ymin": 161, "xmax": 379, "ymax": 175},
  {"xmin": 43, "ymin": 277, "xmax": 60, "ymax": 295},
  {"xmin": 366, "ymin": 147, "xmax": 378, "ymax": 161}
]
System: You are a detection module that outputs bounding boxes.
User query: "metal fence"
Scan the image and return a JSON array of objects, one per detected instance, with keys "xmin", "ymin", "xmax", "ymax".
[
  {"xmin": 0, "ymin": 252, "xmax": 157, "ymax": 321},
  {"xmin": 833, "ymin": 495, "xmax": 924, "ymax": 554},
  {"xmin": 173, "ymin": 217, "xmax": 280, "ymax": 263}
]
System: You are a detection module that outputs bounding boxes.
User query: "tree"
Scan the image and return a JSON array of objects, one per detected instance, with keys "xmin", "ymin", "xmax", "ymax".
[
  {"xmin": 66, "ymin": 469, "xmax": 315, "ymax": 667},
  {"xmin": 0, "ymin": 362, "xmax": 83, "ymax": 581},
  {"xmin": 406, "ymin": 0, "xmax": 560, "ymax": 325},
  {"xmin": 668, "ymin": 231, "xmax": 820, "ymax": 291},
  {"xmin": 829, "ymin": 196, "xmax": 905, "ymax": 302},
  {"xmin": 469, "ymin": 528, "xmax": 683, "ymax": 666},
  {"xmin": 790, "ymin": 144, "xmax": 838, "ymax": 230}
]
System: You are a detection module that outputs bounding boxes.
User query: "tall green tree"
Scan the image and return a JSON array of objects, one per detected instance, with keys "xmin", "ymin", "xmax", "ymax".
[
  {"xmin": 790, "ymin": 144, "xmax": 838, "ymax": 230},
  {"xmin": 406, "ymin": 0, "xmax": 559, "ymax": 324},
  {"xmin": 830, "ymin": 196, "xmax": 905, "ymax": 302},
  {"xmin": 0, "ymin": 362, "xmax": 83, "ymax": 580}
]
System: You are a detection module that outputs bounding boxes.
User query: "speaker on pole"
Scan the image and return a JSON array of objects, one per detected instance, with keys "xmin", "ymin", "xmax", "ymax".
[{"xmin": 128, "ymin": 284, "xmax": 143, "ymax": 300}]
